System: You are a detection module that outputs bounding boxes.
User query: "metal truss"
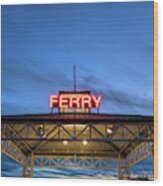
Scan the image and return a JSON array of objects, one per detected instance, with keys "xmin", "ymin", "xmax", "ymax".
[
  {"xmin": 27, "ymin": 155, "xmax": 129, "ymax": 179},
  {"xmin": 1, "ymin": 119, "xmax": 154, "ymax": 179},
  {"xmin": 126, "ymin": 142, "xmax": 153, "ymax": 167},
  {"xmin": 33, "ymin": 156, "xmax": 120, "ymax": 169},
  {"xmin": 1, "ymin": 123, "xmax": 153, "ymax": 143},
  {"xmin": 1, "ymin": 139, "xmax": 27, "ymax": 165},
  {"xmin": 1, "ymin": 140, "xmax": 153, "ymax": 178},
  {"xmin": 1, "ymin": 136, "xmax": 34, "ymax": 177}
]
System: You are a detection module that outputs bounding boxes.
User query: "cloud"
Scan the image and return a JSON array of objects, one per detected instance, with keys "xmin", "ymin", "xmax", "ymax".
[{"xmin": 78, "ymin": 73, "xmax": 153, "ymax": 115}]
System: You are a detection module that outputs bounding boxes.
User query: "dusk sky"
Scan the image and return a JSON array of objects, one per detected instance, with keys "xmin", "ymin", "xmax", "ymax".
[{"xmin": 2, "ymin": 1, "xmax": 154, "ymax": 115}]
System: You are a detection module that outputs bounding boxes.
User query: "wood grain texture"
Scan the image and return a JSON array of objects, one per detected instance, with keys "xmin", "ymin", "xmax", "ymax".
[{"xmin": 154, "ymin": 1, "xmax": 158, "ymax": 181}]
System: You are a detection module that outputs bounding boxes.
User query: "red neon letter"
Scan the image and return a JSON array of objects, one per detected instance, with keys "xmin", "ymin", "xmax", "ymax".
[
  {"xmin": 92, "ymin": 95, "xmax": 102, "ymax": 108},
  {"xmin": 70, "ymin": 96, "xmax": 80, "ymax": 108},
  {"xmin": 81, "ymin": 95, "xmax": 91, "ymax": 108},
  {"xmin": 59, "ymin": 95, "xmax": 69, "ymax": 108},
  {"xmin": 50, "ymin": 95, "xmax": 58, "ymax": 108}
]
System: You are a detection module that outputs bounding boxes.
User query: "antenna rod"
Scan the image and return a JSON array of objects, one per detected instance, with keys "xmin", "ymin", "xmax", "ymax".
[{"xmin": 73, "ymin": 65, "xmax": 76, "ymax": 92}]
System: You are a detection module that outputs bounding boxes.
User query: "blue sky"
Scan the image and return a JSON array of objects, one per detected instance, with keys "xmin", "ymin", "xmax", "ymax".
[{"xmin": 2, "ymin": 1, "xmax": 154, "ymax": 115}]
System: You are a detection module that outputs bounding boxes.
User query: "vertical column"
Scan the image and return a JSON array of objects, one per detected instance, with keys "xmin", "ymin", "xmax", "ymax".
[
  {"xmin": 74, "ymin": 154, "xmax": 76, "ymax": 167},
  {"xmin": 22, "ymin": 153, "xmax": 34, "ymax": 177},
  {"xmin": 118, "ymin": 156, "xmax": 130, "ymax": 180},
  {"xmin": 22, "ymin": 165, "xmax": 27, "ymax": 177},
  {"xmin": 118, "ymin": 153, "xmax": 121, "ymax": 179},
  {"xmin": 125, "ymin": 166, "xmax": 130, "ymax": 180},
  {"xmin": 30, "ymin": 152, "xmax": 34, "ymax": 177},
  {"xmin": 124, "ymin": 157, "xmax": 130, "ymax": 180},
  {"xmin": 147, "ymin": 125, "xmax": 154, "ymax": 160}
]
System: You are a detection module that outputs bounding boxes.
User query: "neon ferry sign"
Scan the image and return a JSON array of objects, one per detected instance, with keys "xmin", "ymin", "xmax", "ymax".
[{"xmin": 50, "ymin": 93, "xmax": 102, "ymax": 109}]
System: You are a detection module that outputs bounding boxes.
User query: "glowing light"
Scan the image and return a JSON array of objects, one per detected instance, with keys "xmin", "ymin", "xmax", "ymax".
[
  {"xmin": 91, "ymin": 95, "xmax": 102, "ymax": 108},
  {"xmin": 65, "ymin": 124, "xmax": 86, "ymax": 128},
  {"xmin": 81, "ymin": 95, "xmax": 91, "ymax": 108},
  {"xmin": 82, "ymin": 140, "xmax": 88, "ymax": 145},
  {"xmin": 63, "ymin": 140, "xmax": 68, "ymax": 145},
  {"xmin": 38, "ymin": 124, "xmax": 44, "ymax": 136},
  {"xmin": 50, "ymin": 95, "xmax": 58, "ymax": 108},
  {"xmin": 50, "ymin": 94, "xmax": 102, "ymax": 109},
  {"xmin": 107, "ymin": 128, "xmax": 113, "ymax": 134}
]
